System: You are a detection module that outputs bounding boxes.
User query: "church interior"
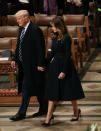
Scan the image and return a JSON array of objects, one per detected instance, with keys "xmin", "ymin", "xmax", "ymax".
[{"xmin": 0, "ymin": 0, "xmax": 101, "ymax": 131}]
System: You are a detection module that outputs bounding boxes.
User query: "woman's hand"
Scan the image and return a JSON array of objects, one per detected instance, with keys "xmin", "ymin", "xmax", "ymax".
[{"xmin": 58, "ymin": 72, "xmax": 65, "ymax": 79}]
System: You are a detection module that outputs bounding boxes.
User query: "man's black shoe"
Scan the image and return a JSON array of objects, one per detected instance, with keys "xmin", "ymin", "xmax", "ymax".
[
  {"xmin": 9, "ymin": 114, "xmax": 26, "ymax": 121},
  {"xmin": 32, "ymin": 111, "xmax": 47, "ymax": 118}
]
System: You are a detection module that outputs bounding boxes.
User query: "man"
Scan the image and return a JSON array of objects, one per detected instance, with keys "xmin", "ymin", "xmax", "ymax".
[{"xmin": 9, "ymin": 10, "xmax": 47, "ymax": 121}]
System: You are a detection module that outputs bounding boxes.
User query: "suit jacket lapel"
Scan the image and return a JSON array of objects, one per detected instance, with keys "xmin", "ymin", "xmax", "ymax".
[{"xmin": 21, "ymin": 22, "xmax": 32, "ymax": 43}]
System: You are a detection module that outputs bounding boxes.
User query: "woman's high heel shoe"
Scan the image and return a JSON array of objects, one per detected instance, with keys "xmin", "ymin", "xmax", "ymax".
[
  {"xmin": 70, "ymin": 109, "xmax": 81, "ymax": 121},
  {"xmin": 42, "ymin": 115, "xmax": 54, "ymax": 127}
]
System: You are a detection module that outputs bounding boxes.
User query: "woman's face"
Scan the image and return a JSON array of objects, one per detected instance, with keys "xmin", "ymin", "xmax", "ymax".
[{"xmin": 51, "ymin": 24, "xmax": 57, "ymax": 32}]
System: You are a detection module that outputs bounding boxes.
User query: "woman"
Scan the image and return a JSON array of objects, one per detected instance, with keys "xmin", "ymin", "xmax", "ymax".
[{"xmin": 42, "ymin": 16, "xmax": 85, "ymax": 126}]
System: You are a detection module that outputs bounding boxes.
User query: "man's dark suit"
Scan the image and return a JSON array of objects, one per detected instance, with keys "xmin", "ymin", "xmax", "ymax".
[{"xmin": 13, "ymin": 22, "xmax": 47, "ymax": 116}]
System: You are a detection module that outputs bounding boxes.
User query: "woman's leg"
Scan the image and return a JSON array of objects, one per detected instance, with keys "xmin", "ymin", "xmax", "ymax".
[
  {"xmin": 71, "ymin": 100, "xmax": 78, "ymax": 115},
  {"xmin": 45, "ymin": 100, "xmax": 56, "ymax": 123},
  {"xmin": 71, "ymin": 100, "xmax": 81, "ymax": 121}
]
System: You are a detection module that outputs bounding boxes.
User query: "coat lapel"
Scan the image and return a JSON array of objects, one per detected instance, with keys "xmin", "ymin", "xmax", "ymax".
[{"xmin": 21, "ymin": 22, "xmax": 32, "ymax": 43}]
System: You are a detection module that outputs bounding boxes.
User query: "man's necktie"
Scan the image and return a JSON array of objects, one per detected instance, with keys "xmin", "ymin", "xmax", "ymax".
[{"xmin": 19, "ymin": 27, "xmax": 25, "ymax": 61}]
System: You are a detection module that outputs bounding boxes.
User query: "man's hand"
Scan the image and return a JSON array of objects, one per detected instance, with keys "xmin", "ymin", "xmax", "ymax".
[
  {"xmin": 58, "ymin": 72, "xmax": 66, "ymax": 79},
  {"xmin": 37, "ymin": 66, "xmax": 45, "ymax": 71},
  {"xmin": 11, "ymin": 61, "xmax": 16, "ymax": 69}
]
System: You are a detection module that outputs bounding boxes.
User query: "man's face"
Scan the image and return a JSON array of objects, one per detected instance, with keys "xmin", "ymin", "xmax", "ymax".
[{"xmin": 16, "ymin": 15, "xmax": 28, "ymax": 27}]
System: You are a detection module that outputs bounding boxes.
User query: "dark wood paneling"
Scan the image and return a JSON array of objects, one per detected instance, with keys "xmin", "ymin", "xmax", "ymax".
[{"xmin": 0, "ymin": 96, "xmax": 37, "ymax": 106}]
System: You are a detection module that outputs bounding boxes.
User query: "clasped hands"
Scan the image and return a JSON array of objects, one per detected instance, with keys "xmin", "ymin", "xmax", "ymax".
[
  {"xmin": 37, "ymin": 67, "xmax": 66, "ymax": 79},
  {"xmin": 38, "ymin": 66, "xmax": 66, "ymax": 79},
  {"xmin": 11, "ymin": 61, "xmax": 65, "ymax": 78}
]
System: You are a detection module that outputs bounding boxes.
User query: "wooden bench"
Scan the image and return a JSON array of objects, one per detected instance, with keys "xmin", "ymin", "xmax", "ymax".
[
  {"xmin": 0, "ymin": 38, "xmax": 16, "ymax": 87},
  {"xmin": 0, "ymin": 26, "xmax": 18, "ymax": 87},
  {"xmin": 63, "ymin": 14, "xmax": 89, "ymax": 68}
]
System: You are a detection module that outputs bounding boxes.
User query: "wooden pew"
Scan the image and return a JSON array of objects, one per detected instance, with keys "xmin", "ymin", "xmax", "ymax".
[
  {"xmin": 0, "ymin": 26, "xmax": 19, "ymax": 87},
  {"xmin": 0, "ymin": 38, "xmax": 16, "ymax": 87},
  {"xmin": 67, "ymin": 26, "xmax": 78, "ymax": 70},
  {"xmin": 63, "ymin": 14, "xmax": 90, "ymax": 68}
]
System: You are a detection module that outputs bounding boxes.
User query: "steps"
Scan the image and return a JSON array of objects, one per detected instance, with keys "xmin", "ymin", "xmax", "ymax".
[{"xmin": 0, "ymin": 48, "xmax": 101, "ymax": 131}]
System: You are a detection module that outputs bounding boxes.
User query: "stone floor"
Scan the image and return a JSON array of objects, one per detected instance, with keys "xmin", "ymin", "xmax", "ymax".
[
  {"xmin": 0, "ymin": 48, "xmax": 101, "ymax": 131},
  {"xmin": 0, "ymin": 106, "xmax": 101, "ymax": 131}
]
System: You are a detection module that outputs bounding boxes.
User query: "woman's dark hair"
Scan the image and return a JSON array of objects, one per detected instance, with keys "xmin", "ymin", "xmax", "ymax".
[{"xmin": 51, "ymin": 16, "xmax": 69, "ymax": 36}]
